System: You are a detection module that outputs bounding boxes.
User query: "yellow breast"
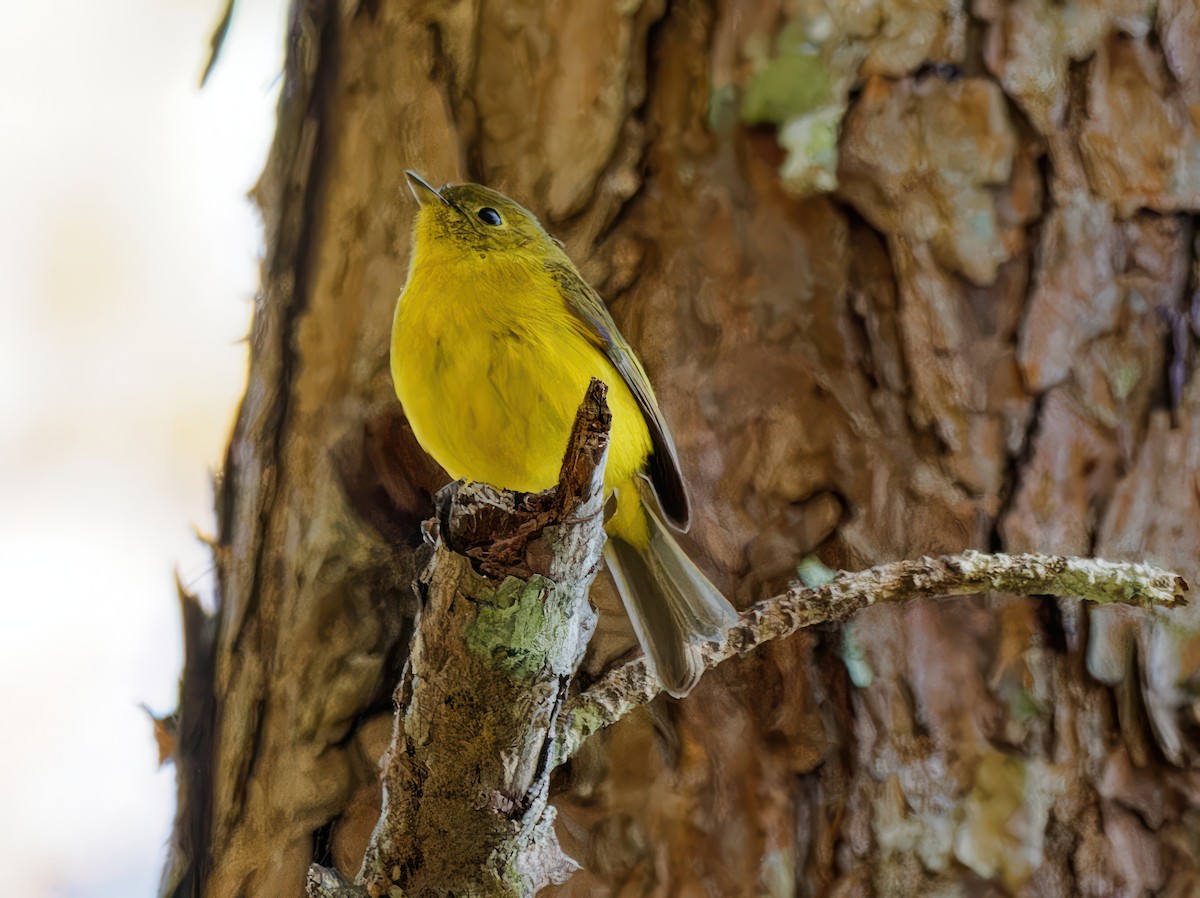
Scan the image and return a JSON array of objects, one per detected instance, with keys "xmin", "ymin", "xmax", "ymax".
[{"xmin": 390, "ymin": 243, "xmax": 653, "ymax": 499}]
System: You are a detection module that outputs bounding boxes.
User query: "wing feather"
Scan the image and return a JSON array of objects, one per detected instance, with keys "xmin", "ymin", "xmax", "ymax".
[{"xmin": 545, "ymin": 259, "xmax": 691, "ymax": 529}]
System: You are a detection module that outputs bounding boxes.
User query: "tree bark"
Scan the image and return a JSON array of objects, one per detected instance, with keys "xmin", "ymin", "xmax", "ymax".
[{"xmin": 167, "ymin": 1, "xmax": 1200, "ymax": 896}]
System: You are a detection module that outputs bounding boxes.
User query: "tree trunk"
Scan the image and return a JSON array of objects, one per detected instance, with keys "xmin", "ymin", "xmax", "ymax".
[{"xmin": 167, "ymin": 1, "xmax": 1200, "ymax": 896}]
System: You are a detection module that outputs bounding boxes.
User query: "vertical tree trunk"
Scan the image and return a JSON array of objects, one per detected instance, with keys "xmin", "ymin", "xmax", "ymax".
[{"xmin": 167, "ymin": 1, "xmax": 1200, "ymax": 896}]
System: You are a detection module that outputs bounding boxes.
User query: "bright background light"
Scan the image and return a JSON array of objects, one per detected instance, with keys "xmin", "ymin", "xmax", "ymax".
[{"xmin": 0, "ymin": 1, "xmax": 287, "ymax": 895}]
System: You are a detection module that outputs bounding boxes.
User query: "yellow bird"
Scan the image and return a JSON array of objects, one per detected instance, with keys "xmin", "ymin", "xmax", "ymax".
[{"xmin": 391, "ymin": 171, "xmax": 735, "ymax": 696}]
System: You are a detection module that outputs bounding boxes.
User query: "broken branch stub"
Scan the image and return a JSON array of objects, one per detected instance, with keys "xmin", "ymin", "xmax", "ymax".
[{"xmin": 307, "ymin": 379, "xmax": 611, "ymax": 898}]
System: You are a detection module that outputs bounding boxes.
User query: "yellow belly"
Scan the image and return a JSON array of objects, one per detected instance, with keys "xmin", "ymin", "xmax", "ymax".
[{"xmin": 391, "ymin": 252, "xmax": 653, "ymax": 545}]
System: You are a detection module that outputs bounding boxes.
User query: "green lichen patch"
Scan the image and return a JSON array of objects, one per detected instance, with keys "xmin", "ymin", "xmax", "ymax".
[
  {"xmin": 741, "ymin": 51, "xmax": 832, "ymax": 127},
  {"xmin": 466, "ymin": 576, "xmax": 579, "ymax": 681},
  {"xmin": 738, "ymin": 23, "xmax": 842, "ymax": 196}
]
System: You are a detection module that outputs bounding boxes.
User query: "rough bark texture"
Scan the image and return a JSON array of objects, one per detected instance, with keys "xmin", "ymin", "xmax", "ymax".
[{"xmin": 168, "ymin": 1, "xmax": 1200, "ymax": 896}]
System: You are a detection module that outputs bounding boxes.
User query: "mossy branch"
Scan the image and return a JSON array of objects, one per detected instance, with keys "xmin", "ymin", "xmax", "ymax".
[{"xmin": 551, "ymin": 552, "xmax": 1188, "ymax": 766}]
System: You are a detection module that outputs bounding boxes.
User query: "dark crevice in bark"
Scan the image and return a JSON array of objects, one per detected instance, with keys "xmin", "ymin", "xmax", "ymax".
[
  {"xmin": 989, "ymin": 389, "xmax": 1047, "ymax": 553},
  {"xmin": 913, "ymin": 61, "xmax": 964, "ymax": 82},
  {"xmin": 833, "ymin": 202, "xmax": 912, "ymax": 392},
  {"xmin": 354, "ymin": 0, "xmax": 381, "ymax": 23},
  {"xmin": 807, "ymin": 628, "xmax": 855, "ymax": 891},
  {"xmin": 1034, "ymin": 592, "xmax": 1069, "ymax": 655},
  {"xmin": 1163, "ymin": 216, "xmax": 1198, "ymax": 425},
  {"xmin": 1116, "ymin": 644, "xmax": 1173, "ymax": 770},
  {"xmin": 313, "ymin": 819, "xmax": 337, "ymax": 869},
  {"xmin": 333, "ymin": 411, "xmax": 444, "ymax": 548}
]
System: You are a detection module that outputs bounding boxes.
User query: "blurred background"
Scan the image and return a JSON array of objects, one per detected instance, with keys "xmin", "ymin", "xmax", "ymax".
[{"xmin": 0, "ymin": 1, "xmax": 287, "ymax": 894}]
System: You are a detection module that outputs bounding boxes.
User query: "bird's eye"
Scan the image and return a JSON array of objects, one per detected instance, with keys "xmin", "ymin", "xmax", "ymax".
[{"xmin": 477, "ymin": 207, "xmax": 502, "ymax": 226}]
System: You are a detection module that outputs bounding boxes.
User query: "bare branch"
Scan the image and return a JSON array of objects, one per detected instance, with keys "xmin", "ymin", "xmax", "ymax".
[{"xmin": 552, "ymin": 551, "xmax": 1189, "ymax": 765}]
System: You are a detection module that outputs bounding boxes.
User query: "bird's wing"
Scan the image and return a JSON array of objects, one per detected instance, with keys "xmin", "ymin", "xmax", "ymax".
[{"xmin": 545, "ymin": 258, "xmax": 691, "ymax": 529}]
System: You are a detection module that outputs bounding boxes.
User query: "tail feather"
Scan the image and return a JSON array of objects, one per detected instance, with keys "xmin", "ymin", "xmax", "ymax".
[{"xmin": 604, "ymin": 495, "xmax": 737, "ymax": 697}]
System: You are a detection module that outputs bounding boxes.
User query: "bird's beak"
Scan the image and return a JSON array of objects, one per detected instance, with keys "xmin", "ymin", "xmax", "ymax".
[{"xmin": 405, "ymin": 170, "xmax": 449, "ymax": 208}]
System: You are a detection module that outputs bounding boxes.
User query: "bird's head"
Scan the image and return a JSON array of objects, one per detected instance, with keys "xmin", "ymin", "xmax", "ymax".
[{"xmin": 405, "ymin": 171, "xmax": 559, "ymax": 259}]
